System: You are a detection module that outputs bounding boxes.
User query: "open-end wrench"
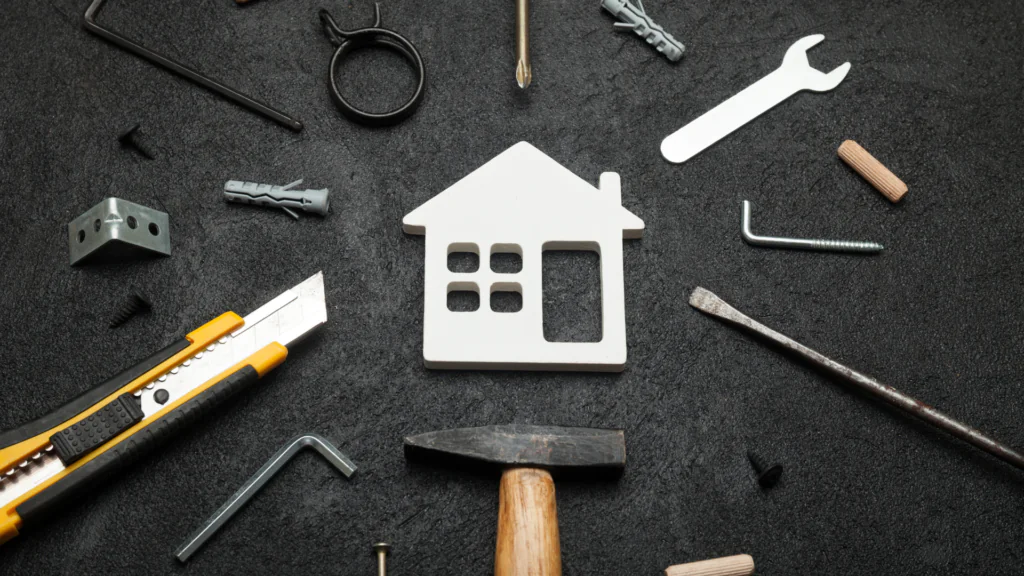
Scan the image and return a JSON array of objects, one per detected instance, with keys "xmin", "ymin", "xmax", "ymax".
[{"xmin": 661, "ymin": 35, "xmax": 850, "ymax": 164}]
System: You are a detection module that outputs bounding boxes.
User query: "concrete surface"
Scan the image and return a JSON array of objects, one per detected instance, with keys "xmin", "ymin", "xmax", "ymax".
[{"xmin": 0, "ymin": 0, "xmax": 1022, "ymax": 574}]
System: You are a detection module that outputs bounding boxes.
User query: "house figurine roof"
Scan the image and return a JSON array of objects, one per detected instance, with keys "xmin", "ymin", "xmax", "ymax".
[{"xmin": 402, "ymin": 142, "xmax": 644, "ymax": 238}]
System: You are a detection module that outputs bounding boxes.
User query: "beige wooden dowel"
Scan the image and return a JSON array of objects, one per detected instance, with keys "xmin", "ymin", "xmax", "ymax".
[
  {"xmin": 838, "ymin": 140, "xmax": 908, "ymax": 203},
  {"xmin": 665, "ymin": 554, "xmax": 755, "ymax": 576}
]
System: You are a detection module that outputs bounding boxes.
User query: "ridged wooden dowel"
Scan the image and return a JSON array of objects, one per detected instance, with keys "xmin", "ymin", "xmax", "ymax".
[
  {"xmin": 665, "ymin": 554, "xmax": 755, "ymax": 576},
  {"xmin": 495, "ymin": 468, "xmax": 561, "ymax": 576},
  {"xmin": 838, "ymin": 140, "xmax": 908, "ymax": 202}
]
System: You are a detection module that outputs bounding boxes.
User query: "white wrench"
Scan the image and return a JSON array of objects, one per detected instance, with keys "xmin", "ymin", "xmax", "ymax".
[{"xmin": 661, "ymin": 35, "xmax": 851, "ymax": 164}]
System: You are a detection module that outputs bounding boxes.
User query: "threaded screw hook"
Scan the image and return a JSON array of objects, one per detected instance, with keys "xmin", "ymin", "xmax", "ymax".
[{"xmin": 741, "ymin": 200, "xmax": 884, "ymax": 253}]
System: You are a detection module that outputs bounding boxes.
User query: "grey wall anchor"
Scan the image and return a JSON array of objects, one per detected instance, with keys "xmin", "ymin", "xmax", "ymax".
[
  {"xmin": 68, "ymin": 198, "xmax": 171, "ymax": 266},
  {"xmin": 600, "ymin": 0, "xmax": 684, "ymax": 62},
  {"xmin": 224, "ymin": 180, "xmax": 330, "ymax": 220},
  {"xmin": 175, "ymin": 434, "xmax": 357, "ymax": 562}
]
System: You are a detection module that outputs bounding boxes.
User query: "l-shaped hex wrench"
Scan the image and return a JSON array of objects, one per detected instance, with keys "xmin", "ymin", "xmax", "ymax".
[
  {"xmin": 84, "ymin": 0, "xmax": 303, "ymax": 132},
  {"xmin": 175, "ymin": 434, "xmax": 357, "ymax": 562}
]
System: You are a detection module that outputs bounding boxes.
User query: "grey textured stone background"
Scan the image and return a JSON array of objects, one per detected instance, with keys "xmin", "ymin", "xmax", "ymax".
[{"xmin": 1, "ymin": 0, "xmax": 1022, "ymax": 574}]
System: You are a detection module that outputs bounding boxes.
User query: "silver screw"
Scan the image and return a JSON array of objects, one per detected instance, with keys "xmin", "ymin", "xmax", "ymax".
[
  {"xmin": 741, "ymin": 200, "xmax": 884, "ymax": 253},
  {"xmin": 373, "ymin": 542, "xmax": 390, "ymax": 576}
]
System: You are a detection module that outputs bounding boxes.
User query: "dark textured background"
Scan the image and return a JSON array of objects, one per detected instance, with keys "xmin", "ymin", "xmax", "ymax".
[{"xmin": 1, "ymin": 0, "xmax": 1023, "ymax": 574}]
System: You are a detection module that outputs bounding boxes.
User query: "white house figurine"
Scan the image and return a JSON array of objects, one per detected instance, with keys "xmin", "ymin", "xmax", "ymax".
[{"xmin": 402, "ymin": 141, "xmax": 644, "ymax": 372}]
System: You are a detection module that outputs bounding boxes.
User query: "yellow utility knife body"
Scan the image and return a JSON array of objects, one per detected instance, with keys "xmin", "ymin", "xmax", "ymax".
[{"xmin": 0, "ymin": 272, "xmax": 327, "ymax": 545}]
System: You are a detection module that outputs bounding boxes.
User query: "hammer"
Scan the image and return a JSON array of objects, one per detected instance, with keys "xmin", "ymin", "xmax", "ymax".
[{"xmin": 404, "ymin": 424, "xmax": 626, "ymax": 576}]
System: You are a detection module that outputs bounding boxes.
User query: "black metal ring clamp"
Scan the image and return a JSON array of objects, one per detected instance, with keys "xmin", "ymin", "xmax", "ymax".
[{"xmin": 319, "ymin": 4, "xmax": 425, "ymax": 127}]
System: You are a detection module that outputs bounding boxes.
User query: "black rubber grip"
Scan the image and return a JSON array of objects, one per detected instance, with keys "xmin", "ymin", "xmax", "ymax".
[
  {"xmin": 0, "ymin": 339, "xmax": 189, "ymax": 450},
  {"xmin": 17, "ymin": 365, "xmax": 259, "ymax": 525},
  {"xmin": 49, "ymin": 394, "xmax": 145, "ymax": 465}
]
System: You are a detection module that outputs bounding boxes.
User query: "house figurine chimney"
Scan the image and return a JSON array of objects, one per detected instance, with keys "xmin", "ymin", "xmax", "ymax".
[{"xmin": 600, "ymin": 172, "xmax": 622, "ymax": 206}]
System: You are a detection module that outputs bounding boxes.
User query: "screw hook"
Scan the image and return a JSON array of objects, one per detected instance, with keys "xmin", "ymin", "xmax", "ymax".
[
  {"xmin": 319, "ymin": 3, "xmax": 383, "ymax": 46},
  {"xmin": 741, "ymin": 200, "xmax": 884, "ymax": 254}
]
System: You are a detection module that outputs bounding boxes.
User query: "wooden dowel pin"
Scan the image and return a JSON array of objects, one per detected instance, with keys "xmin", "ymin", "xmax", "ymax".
[
  {"xmin": 838, "ymin": 140, "xmax": 908, "ymax": 203},
  {"xmin": 835, "ymin": 139, "xmax": 909, "ymax": 201},
  {"xmin": 665, "ymin": 554, "xmax": 755, "ymax": 576}
]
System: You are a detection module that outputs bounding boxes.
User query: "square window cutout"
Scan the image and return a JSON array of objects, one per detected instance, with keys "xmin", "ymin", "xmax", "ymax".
[
  {"xmin": 448, "ymin": 243, "xmax": 479, "ymax": 273},
  {"xmin": 447, "ymin": 282, "xmax": 479, "ymax": 312},
  {"xmin": 490, "ymin": 283, "xmax": 522, "ymax": 313},
  {"xmin": 490, "ymin": 244, "xmax": 523, "ymax": 274}
]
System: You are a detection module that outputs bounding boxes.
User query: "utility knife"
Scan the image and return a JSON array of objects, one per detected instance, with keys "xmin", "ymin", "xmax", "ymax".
[{"xmin": 0, "ymin": 272, "xmax": 327, "ymax": 545}]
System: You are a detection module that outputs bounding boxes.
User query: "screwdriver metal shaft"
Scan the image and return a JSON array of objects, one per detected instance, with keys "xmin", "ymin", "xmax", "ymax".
[
  {"xmin": 690, "ymin": 287, "xmax": 1024, "ymax": 473},
  {"xmin": 515, "ymin": 0, "xmax": 532, "ymax": 88}
]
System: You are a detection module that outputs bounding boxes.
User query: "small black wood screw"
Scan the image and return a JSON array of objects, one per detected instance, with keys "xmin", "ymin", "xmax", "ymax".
[
  {"xmin": 117, "ymin": 124, "xmax": 156, "ymax": 159},
  {"xmin": 110, "ymin": 292, "xmax": 152, "ymax": 328},
  {"xmin": 747, "ymin": 451, "xmax": 783, "ymax": 488}
]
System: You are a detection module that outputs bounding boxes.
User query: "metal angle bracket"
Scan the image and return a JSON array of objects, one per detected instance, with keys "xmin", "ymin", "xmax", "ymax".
[{"xmin": 68, "ymin": 198, "xmax": 171, "ymax": 266}]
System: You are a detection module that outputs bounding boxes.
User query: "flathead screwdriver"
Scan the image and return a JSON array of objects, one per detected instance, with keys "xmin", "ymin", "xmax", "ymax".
[{"xmin": 690, "ymin": 287, "xmax": 1024, "ymax": 473}]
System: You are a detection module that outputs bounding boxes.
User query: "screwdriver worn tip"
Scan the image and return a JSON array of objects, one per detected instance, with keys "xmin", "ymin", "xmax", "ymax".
[
  {"xmin": 516, "ymin": 59, "xmax": 532, "ymax": 89},
  {"xmin": 688, "ymin": 287, "xmax": 723, "ymax": 314}
]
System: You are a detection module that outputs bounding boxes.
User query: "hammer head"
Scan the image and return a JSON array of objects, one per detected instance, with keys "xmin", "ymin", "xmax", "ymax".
[{"xmin": 404, "ymin": 425, "xmax": 626, "ymax": 475}]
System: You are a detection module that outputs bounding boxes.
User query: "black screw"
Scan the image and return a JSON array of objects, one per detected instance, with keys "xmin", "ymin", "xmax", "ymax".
[
  {"xmin": 747, "ymin": 451, "xmax": 783, "ymax": 488},
  {"xmin": 110, "ymin": 292, "xmax": 152, "ymax": 328},
  {"xmin": 117, "ymin": 124, "xmax": 157, "ymax": 159}
]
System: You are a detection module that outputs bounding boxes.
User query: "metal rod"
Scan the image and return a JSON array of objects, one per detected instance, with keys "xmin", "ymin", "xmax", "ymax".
[
  {"xmin": 84, "ymin": 0, "xmax": 303, "ymax": 132},
  {"xmin": 689, "ymin": 287, "xmax": 1024, "ymax": 472},
  {"xmin": 515, "ymin": 0, "xmax": 531, "ymax": 88},
  {"xmin": 742, "ymin": 201, "xmax": 883, "ymax": 253},
  {"xmin": 175, "ymin": 434, "xmax": 357, "ymax": 562}
]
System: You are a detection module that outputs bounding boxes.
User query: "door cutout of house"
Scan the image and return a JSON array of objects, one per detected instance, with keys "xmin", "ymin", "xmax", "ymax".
[{"xmin": 542, "ymin": 241, "xmax": 603, "ymax": 343}]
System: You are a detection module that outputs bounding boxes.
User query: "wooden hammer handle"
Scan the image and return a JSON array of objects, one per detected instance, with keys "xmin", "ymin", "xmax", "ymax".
[
  {"xmin": 496, "ymin": 468, "xmax": 561, "ymax": 576},
  {"xmin": 665, "ymin": 554, "xmax": 755, "ymax": 576},
  {"xmin": 838, "ymin": 140, "xmax": 908, "ymax": 202}
]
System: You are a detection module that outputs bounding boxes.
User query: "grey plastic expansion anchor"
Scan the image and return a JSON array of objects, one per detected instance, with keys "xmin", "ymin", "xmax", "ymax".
[
  {"xmin": 601, "ymin": 0, "xmax": 684, "ymax": 62},
  {"xmin": 224, "ymin": 179, "xmax": 330, "ymax": 219}
]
